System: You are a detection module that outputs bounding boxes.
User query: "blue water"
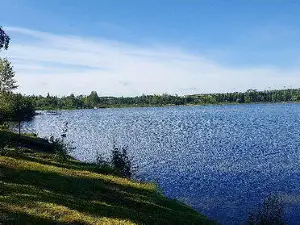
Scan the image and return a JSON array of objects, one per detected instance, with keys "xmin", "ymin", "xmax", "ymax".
[{"xmin": 22, "ymin": 103, "xmax": 300, "ymax": 224}]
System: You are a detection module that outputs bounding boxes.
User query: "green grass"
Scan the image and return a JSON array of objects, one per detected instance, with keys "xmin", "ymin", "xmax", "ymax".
[{"xmin": 0, "ymin": 132, "xmax": 215, "ymax": 225}]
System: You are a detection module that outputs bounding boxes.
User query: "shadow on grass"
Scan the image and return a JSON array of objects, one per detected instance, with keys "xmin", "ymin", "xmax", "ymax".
[
  {"xmin": 1, "ymin": 208, "xmax": 78, "ymax": 225},
  {"xmin": 1, "ymin": 160, "xmax": 213, "ymax": 225},
  {"xmin": 11, "ymin": 153, "xmax": 118, "ymax": 176},
  {"xmin": 0, "ymin": 130, "xmax": 53, "ymax": 152}
]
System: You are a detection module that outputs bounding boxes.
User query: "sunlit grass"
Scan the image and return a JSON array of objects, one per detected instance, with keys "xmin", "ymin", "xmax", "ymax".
[
  {"xmin": 0, "ymin": 156, "xmax": 155, "ymax": 191},
  {"xmin": 0, "ymin": 132, "xmax": 215, "ymax": 225}
]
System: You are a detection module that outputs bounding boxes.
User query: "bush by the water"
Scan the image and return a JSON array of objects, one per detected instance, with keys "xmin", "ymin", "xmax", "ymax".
[
  {"xmin": 48, "ymin": 121, "xmax": 74, "ymax": 160},
  {"xmin": 96, "ymin": 145, "xmax": 135, "ymax": 178},
  {"xmin": 111, "ymin": 145, "xmax": 133, "ymax": 178},
  {"xmin": 247, "ymin": 194, "xmax": 285, "ymax": 225},
  {"xmin": 48, "ymin": 136, "xmax": 71, "ymax": 160}
]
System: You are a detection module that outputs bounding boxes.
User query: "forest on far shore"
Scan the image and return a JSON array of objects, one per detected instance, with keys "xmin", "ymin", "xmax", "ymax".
[{"xmin": 30, "ymin": 88, "xmax": 300, "ymax": 110}]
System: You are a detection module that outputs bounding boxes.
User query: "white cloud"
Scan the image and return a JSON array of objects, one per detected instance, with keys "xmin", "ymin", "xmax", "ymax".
[{"xmin": 2, "ymin": 26, "xmax": 300, "ymax": 96}]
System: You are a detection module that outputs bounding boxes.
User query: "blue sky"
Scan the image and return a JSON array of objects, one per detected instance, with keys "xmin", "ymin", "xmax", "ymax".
[{"xmin": 1, "ymin": 0, "xmax": 300, "ymax": 96}]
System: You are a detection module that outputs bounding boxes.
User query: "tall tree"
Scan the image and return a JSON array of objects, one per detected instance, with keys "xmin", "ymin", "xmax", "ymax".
[
  {"xmin": 0, "ymin": 26, "xmax": 34, "ymax": 136},
  {"xmin": 86, "ymin": 91, "xmax": 100, "ymax": 107},
  {"xmin": 0, "ymin": 27, "xmax": 17, "ymax": 93},
  {"xmin": 0, "ymin": 58, "xmax": 18, "ymax": 93},
  {"xmin": 0, "ymin": 27, "xmax": 10, "ymax": 51}
]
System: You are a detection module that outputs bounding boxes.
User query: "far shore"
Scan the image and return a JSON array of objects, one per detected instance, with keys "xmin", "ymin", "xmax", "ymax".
[{"xmin": 36, "ymin": 100, "xmax": 300, "ymax": 112}]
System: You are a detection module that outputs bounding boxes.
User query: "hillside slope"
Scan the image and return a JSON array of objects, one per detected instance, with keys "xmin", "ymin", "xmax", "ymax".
[{"xmin": 0, "ymin": 133, "xmax": 215, "ymax": 225}]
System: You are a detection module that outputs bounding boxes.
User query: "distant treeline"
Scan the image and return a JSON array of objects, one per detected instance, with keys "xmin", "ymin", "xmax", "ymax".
[{"xmin": 29, "ymin": 88, "xmax": 300, "ymax": 110}]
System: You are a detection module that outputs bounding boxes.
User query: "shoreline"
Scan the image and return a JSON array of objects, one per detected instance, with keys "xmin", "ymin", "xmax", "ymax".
[
  {"xmin": 0, "ymin": 130, "xmax": 216, "ymax": 225},
  {"xmin": 35, "ymin": 100, "xmax": 300, "ymax": 111}
]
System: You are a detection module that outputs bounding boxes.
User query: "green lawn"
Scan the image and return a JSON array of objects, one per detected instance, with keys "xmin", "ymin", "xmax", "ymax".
[{"xmin": 0, "ymin": 132, "xmax": 215, "ymax": 225}]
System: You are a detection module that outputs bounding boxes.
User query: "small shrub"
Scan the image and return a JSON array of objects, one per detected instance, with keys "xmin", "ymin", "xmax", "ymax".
[
  {"xmin": 96, "ymin": 153, "xmax": 109, "ymax": 166},
  {"xmin": 48, "ymin": 136, "xmax": 69, "ymax": 160},
  {"xmin": 94, "ymin": 152, "xmax": 113, "ymax": 173},
  {"xmin": 48, "ymin": 121, "xmax": 74, "ymax": 160},
  {"xmin": 247, "ymin": 194, "xmax": 285, "ymax": 225},
  {"xmin": 111, "ymin": 145, "xmax": 133, "ymax": 178},
  {"xmin": 95, "ymin": 145, "xmax": 136, "ymax": 178}
]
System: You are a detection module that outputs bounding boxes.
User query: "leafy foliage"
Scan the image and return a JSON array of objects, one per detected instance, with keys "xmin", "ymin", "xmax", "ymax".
[
  {"xmin": 0, "ymin": 93, "xmax": 35, "ymax": 123},
  {"xmin": 0, "ymin": 58, "xmax": 18, "ymax": 93},
  {"xmin": 96, "ymin": 145, "xmax": 135, "ymax": 178},
  {"xmin": 48, "ymin": 122, "xmax": 74, "ymax": 160},
  {"xmin": 7, "ymin": 94, "xmax": 35, "ymax": 121},
  {"xmin": 48, "ymin": 136, "xmax": 70, "ymax": 160},
  {"xmin": 111, "ymin": 145, "xmax": 133, "ymax": 178},
  {"xmin": 247, "ymin": 194, "xmax": 285, "ymax": 225},
  {"xmin": 0, "ymin": 27, "xmax": 10, "ymax": 51},
  {"xmin": 0, "ymin": 26, "xmax": 34, "ymax": 129}
]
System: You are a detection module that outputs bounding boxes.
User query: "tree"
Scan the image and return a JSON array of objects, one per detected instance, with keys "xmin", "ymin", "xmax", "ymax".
[
  {"xmin": 0, "ymin": 93, "xmax": 35, "ymax": 135},
  {"xmin": 0, "ymin": 26, "xmax": 34, "ymax": 136},
  {"xmin": 7, "ymin": 94, "xmax": 35, "ymax": 136},
  {"xmin": 0, "ymin": 27, "xmax": 10, "ymax": 51},
  {"xmin": 0, "ymin": 93, "xmax": 11, "ymax": 122},
  {"xmin": 0, "ymin": 27, "xmax": 17, "ymax": 93},
  {"xmin": 111, "ymin": 145, "xmax": 132, "ymax": 178},
  {"xmin": 0, "ymin": 58, "xmax": 18, "ymax": 93},
  {"xmin": 86, "ymin": 91, "xmax": 99, "ymax": 107}
]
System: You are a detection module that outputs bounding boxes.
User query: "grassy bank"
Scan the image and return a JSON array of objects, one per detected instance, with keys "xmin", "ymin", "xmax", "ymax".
[{"xmin": 0, "ymin": 131, "xmax": 215, "ymax": 225}]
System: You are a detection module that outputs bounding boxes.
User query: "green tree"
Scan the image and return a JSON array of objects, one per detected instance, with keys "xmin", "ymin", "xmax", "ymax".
[
  {"xmin": 86, "ymin": 91, "xmax": 99, "ymax": 107},
  {"xmin": 0, "ymin": 58, "xmax": 18, "ymax": 93},
  {"xmin": 0, "ymin": 26, "xmax": 35, "ymax": 136},
  {"xmin": 0, "ymin": 93, "xmax": 35, "ymax": 136},
  {"xmin": 6, "ymin": 94, "xmax": 35, "ymax": 136},
  {"xmin": 0, "ymin": 93, "xmax": 11, "ymax": 122}
]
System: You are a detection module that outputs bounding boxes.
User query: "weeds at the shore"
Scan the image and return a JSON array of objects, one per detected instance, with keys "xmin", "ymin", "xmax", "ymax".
[
  {"xmin": 247, "ymin": 194, "xmax": 285, "ymax": 225},
  {"xmin": 48, "ymin": 121, "xmax": 75, "ymax": 160},
  {"xmin": 96, "ymin": 145, "xmax": 137, "ymax": 178}
]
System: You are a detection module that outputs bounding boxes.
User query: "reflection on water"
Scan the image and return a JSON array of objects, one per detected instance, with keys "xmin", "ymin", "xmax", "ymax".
[{"xmin": 22, "ymin": 103, "xmax": 300, "ymax": 224}]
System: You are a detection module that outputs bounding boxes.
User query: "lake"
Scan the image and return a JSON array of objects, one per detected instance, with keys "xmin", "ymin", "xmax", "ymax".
[{"xmin": 22, "ymin": 103, "xmax": 300, "ymax": 224}]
